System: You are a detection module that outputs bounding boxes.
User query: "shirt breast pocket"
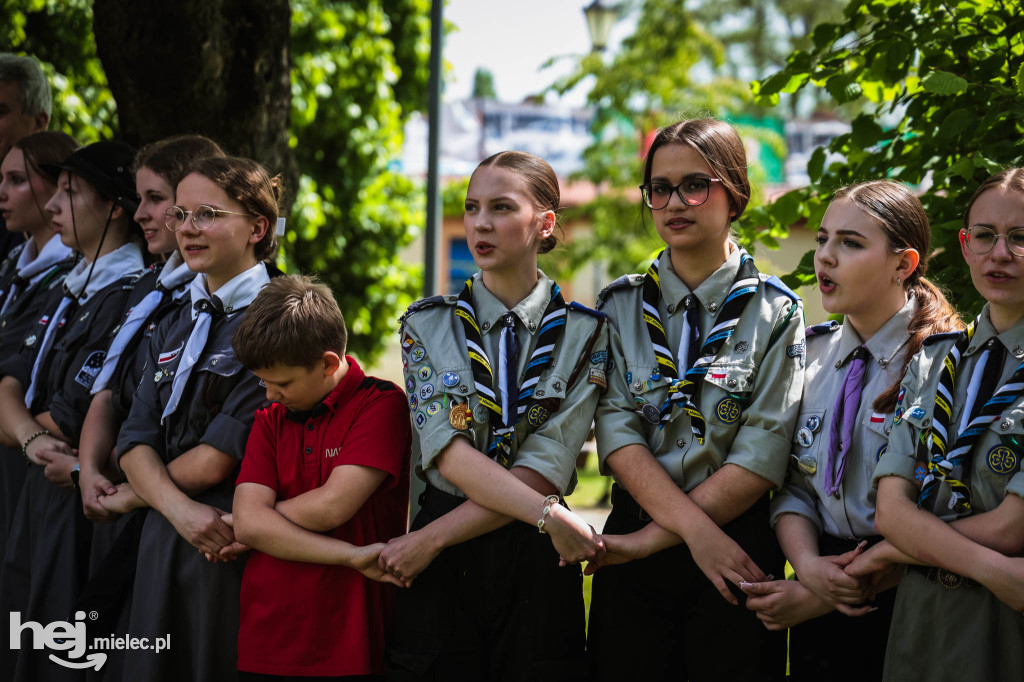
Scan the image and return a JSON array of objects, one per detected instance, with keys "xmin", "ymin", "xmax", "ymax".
[
  {"xmin": 978, "ymin": 407, "xmax": 1024, "ymax": 488},
  {"xmin": 701, "ymin": 361, "xmax": 756, "ymax": 426},
  {"xmin": 196, "ymin": 350, "xmax": 245, "ymax": 416}
]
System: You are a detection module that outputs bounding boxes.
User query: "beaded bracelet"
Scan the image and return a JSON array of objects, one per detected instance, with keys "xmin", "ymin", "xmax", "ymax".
[
  {"xmin": 21, "ymin": 429, "xmax": 50, "ymax": 462},
  {"xmin": 536, "ymin": 495, "xmax": 561, "ymax": 534}
]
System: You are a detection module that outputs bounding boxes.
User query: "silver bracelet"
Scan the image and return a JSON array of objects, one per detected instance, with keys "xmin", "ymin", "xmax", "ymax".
[{"xmin": 537, "ymin": 495, "xmax": 561, "ymax": 534}]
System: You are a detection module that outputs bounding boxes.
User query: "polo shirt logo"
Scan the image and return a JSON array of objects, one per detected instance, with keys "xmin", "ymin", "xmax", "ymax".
[{"xmin": 325, "ymin": 447, "xmax": 341, "ymax": 458}]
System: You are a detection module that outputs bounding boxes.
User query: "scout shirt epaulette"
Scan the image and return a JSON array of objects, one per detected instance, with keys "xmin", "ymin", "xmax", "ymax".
[
  {"xmin": 764, "ymin": 275, "xmax": 800, "ymax": 303},
  {"xmin": 399, "ymin": 294, "xmax": 457, "ymax": 323},
  {"xmin": 805, "ymin": 320, "xmax": 840, "ymax": 337},
  {"xmin": 922, "ymin": 329, "xmax": 966, "ymax": 346},
  {"xmin": 568, "ymin": 301, "xmax": 606, "ymax": 319},
  {"xmin": 596, "ymin": 274, "xmax": 644, "ymax": 311},
  {"xmin": 121, "ymin": 271, "xmax": 145, "ymax": 291}
]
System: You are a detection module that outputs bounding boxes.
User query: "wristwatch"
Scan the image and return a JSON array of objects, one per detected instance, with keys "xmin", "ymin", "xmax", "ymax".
[{"xmin": 70, "ymin": 463, "xmax": 80, "ymax": 490}]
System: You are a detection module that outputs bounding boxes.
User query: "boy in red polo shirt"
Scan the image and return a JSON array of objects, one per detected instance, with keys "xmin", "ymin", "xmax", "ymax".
[{"xmin": 231, "ymin": 275, "xmax": 411, "ymax": 681}]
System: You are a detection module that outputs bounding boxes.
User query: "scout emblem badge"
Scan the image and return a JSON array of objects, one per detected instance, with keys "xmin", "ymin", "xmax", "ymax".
[{"xmin": 449, "ymin": 401, "xmax": 472, "ymax": 430}]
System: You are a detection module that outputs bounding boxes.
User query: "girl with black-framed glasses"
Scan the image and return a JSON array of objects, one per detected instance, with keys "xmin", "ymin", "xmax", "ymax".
[{"xmin": 586, "ymin": 117, "xmax": 803, "ymax": 681}]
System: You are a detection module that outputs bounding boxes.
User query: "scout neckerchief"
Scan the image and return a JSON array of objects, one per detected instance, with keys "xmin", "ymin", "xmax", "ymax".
[
  {"xmin": 162, "ymin": 264, "xmax": 269, "ymax": 422},
  {"xmin": 92, "ymin": 253, "xmax": 194, "ymax": 394},
  {"xmin": 1, "ymin": 237, "xmax": 73, "ymax": 317},
  {"xmin": 455, "ymin": 277, "xmax": 567, "ymax": 467},
  {"xmin": 917, "ymin": 319, "xmax": 1024, "ymax": 514},
  {"xmin": 824, "ymin": 345, "xmax": 871, "ymax": 497},
  {"xmin": 24, "ymin": 243, "xmax": 144, "ymax": 409},
  {"xmin": 642, "ymin": 249, "xmax": 760, "ymax": 444}
]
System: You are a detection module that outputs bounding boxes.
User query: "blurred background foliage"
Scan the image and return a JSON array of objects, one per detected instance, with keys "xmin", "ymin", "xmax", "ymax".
[
  {"xmin": 0, "ymin": 0, "xmax": 431, "ymax": 364},
  {"xmin": 748, "ymin": 0, "xmax": 1024, "ymax": 319}
]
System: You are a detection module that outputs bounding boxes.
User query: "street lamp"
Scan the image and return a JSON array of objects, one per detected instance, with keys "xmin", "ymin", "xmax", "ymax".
[{"xmin": 583, "ymin": 0, "xmax": 617, "ymax": 52}]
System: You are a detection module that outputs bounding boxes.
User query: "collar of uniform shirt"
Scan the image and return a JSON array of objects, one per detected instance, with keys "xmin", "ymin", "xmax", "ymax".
[
  {"xmin": 16, "ymin": 234, "xmax": 73, "ymax": 285},
  {"xmin": 190, "ymin": 262, "xmax": 270, "ymax": 320},
  {"xmin": 835, "ymin": 294, "xmax": 917, "ymax": 369},
  {"xmin": 659, "ymin": 244, "xmax": 741, "ymax": 315},
  {"xmin": 965, "ymin": 303, "xmax": 1024, "ymax": 359},
  {"xmin": 472, "ymin": 270, "xmax": 553, "ymax": 337},
  {"xmin": 64, "ymin": 241, "xmax": 144, "ymax": 302}
]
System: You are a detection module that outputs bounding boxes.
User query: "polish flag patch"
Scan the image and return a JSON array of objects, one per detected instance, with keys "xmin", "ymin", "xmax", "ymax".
[{"xmin": 870, "ymin": 412, "xmax": 887, "ymax": 423}]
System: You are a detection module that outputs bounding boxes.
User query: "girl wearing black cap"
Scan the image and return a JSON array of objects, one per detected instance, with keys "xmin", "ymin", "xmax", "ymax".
[
  {"xmin": 0, "ymin": 140, "xmax": 146, "ymax": 682},
  {"xmin": 96, "ymin": 156, "xmax": 280, "ymax": 682},
  {"xmin": 0, "ymin": 132, "xmax": 78, "ymax": 558}
]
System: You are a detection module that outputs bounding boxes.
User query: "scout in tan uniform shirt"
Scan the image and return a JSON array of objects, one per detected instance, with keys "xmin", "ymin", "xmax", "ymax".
[
  {"xmin": 585, "ymin": 119, "xmax": 803, "ymax": 682},
  {"xmin": 744, "ymin": 181, "xmax": 963, "ymax": 682},
  {"xmin": 381, "ymin": 151, "xmax": 606, "ymax": 682},
  {"xmin": 847, "ymin": 169, "xmax": 1024, "ymax": 681}
]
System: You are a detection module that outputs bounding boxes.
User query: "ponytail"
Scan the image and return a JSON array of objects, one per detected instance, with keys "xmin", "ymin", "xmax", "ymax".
[{"xmin": 872, "ymin": 277, "xmax": 964, "ymax": 413}]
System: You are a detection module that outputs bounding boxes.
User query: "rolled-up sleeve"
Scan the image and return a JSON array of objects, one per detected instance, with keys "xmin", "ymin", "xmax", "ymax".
[
  {"xmin": 594, "ymin": 305, "xmax": 649, "ymax": 470},
  {"xmin": 723, "ymin": 298, "xmax": 805, "ymax": 488}
]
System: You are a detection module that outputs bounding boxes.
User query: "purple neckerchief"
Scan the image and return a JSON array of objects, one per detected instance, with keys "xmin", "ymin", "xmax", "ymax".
[{"xmin": 824, "ymin": 345, "xmax": 870, "ymax": 497}]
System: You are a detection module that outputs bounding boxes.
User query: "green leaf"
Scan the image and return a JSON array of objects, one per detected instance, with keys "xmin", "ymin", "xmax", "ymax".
[
  {"xmin": 921, "ymin": 70, "xmax": 969, "ymax": 95},
  {"xmin": 1015, "ymin": 63, "xmax": 1024, "ymax": 97},
  {"xmin": 938, "ymin": 109, "xmax": 974, "ymax": 140},
  {"xmin": 807, "ymin": 147, "xmax": 826, "ymax": 184},
  {"xmin": 851, "ymin": 113, "xmax": 883, "ymax": 147},
  {"xmin": 769, "ymin": 190, "xmax": 804, "ymax": 227}
]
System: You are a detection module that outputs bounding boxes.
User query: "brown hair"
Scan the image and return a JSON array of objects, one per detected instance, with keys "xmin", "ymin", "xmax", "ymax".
[
  {"xmin": 832, "ymin": 180, "xmax": 965, "ymax": 412},
  {"xmin": 233, "ymin": 274, "xmax": 347, "ymax": 370},
  {"xmin": 963, "ymin": 167, "xmax": 1024, "ymax": 227},
  {"xmin": 11, "ymin": 131, "xmax": 79, "ymax": 227},
  {"xmin": 475, "ymin": 150, "xmax": 560, "ymax": 254},
  {"xmin": 642, "ymin": 118, "xmax": 750, "ymax": 222},
  {"xmin": 184, "ymin": 156, "xmax": 281, "ymax": 262},
  {"xmin": 133, "ymin": 134, "xmax": 226, "ymax": 190}
]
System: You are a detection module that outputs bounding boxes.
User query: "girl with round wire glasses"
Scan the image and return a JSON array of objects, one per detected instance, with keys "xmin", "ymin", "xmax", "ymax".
[{"xmin": 97, "ymin": 156, "xmax": 279, "ymax": 681}]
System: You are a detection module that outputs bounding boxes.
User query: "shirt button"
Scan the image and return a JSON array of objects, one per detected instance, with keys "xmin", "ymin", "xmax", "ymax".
[
  {"xmin": 878, "ymin": 358, "xmax": 888, "ymax": 367},
  {"xmin": 305, "ymin": 446, "xmax": 312, "ymax": 454},
  {"xmin": 306, "ymin": 423, "xmax": 314, "ymax": 431},
  {"xmin": 553, "ymin": 382, "xmax": 561, "ymax": 391},
  {"xmin": 537, "ymin": 389, "xmax": 545, "ymax": 397},
  {"xmin": 1015, "ymin": 345, "xmax": 1024, "ymax": 358},
  {"xmin": 676, "ymin": 439, "xmax": 685, "ymax": 448},
  {"xmin": 634, "ymin": 381, "xmax": 644, "ymax": 391},
  {"xmin": 667, "ymin": 304, "xmax": 675, "ymax": 313},
  {"xmin": 1001, "ymin": 420, "xmax": 1011, "ymax": 430},
  {"xmin": 727, "ymin": 379, "xmax": 737, "ymax": 388},
  {"xmin": 835, "ymin": 361, "xmax": 842, "ymax": 369},
  {"xmin": 708, "ymin": 302, "xmax": 718, "ymax": 312},
  {"xmin": 922, "ymin": 418, "xmax": 931, "ymax": 428},
  {"xmin": 460, "ymin": 386, "xmax": 468, "ymax": 393},
  {"xmin": 967, "ymin": 346, "xmax": 976, "ymax": 353},
  {"xmin": 482, "ymin": 322, "xmax": 490, "ymax": 331},
  {"xmin": 528, "ymin": 322, "xmax": 537, "ymax": 331}
]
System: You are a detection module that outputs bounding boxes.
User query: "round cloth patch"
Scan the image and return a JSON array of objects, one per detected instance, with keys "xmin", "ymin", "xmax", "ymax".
[
  {"xmin": 715, "ymin": 397, "xmax": 742, "ymax": 424},
  {"xmin": 893, "ymin": 407, "xmax": 904, "ymax": 426},
  {"xmin": 527, "ymin": 404, "xmax": 550, "ymax": 427},
  {"xmin": 877, "ymin": 444, "xmax": 887, "ymax": 462},
  {"xmin": 987, "ymin": 445, "xmax": 1019, "ymax": 475},
  {"xmin": 411, "ymin": 346, "xmax": 426, "ymax": 363},
  {"xmin": 417, "ymin": 365, "xmax": 433, "ymax": 381},
  {"xmin": 420, "ymin": 383, "xmax": 435, "ymax": 399},
  {"xmin": 426, "ymin": 401, "xmax": 442, "ymax": 416}
]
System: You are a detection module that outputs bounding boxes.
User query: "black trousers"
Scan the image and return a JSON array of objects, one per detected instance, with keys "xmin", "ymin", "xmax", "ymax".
[
  {"xmin": 787, "ymin": 534, "xmax": 897, "ymax": 682},
  {"xmin": 587, "ymin": 485, "xmax": 786, "ymax": 682},
  {"xmin": 386, "ymin": 486, "xmax": 586, "ymax": 682}
]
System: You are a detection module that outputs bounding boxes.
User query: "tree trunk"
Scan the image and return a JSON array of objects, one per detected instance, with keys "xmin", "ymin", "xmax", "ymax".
[{"xmin": 92, "ymin": 0, "xmax": 297, "ymax": 203}]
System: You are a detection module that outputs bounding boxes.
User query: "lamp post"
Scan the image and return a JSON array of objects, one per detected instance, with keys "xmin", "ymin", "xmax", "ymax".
[
  {"xmin": 424, "ymin": 0, "xmax": 443, "ymax": 298},
  {"xmin": 583, "ymin": 0, "xmax": 617, "ymax": 52}
]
